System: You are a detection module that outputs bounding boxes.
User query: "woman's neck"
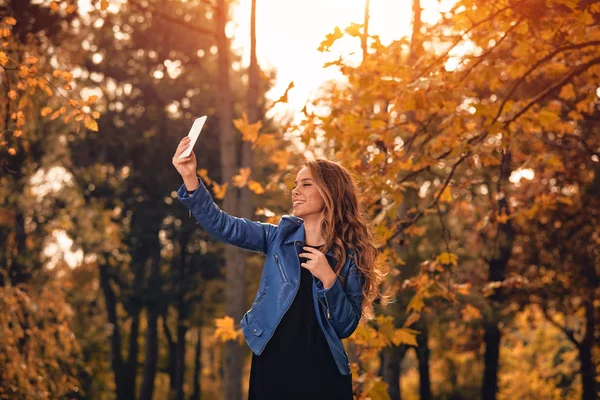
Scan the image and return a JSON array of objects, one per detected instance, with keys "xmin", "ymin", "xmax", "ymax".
[{"xmin": 303, "ymin": 215, "xmax": 326, "ymax": 246}]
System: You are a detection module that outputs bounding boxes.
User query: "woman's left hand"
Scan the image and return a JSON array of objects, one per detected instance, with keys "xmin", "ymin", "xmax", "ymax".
[{"xmin": 299, "ymin": 246, "xmax": 337, "ymax": 289}]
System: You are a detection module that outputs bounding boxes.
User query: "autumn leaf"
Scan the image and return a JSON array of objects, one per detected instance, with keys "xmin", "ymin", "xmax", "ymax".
[
  {"xmin": 318, "ymin": 26, "xmax": 343, "ymax": 52},
  {"xmin": 85, "ymin": 118, "xmax": 99, "ymax": 132},
  {"xmin": 40, "ymin": 107, "xmax": 52, "ymax": 117},
  {"xmin": 267, "ymin": 81, "xmax": 295, "ymax": 111},
  {"xmin": 101, "ymin": 0, "xmax": 109, "ymax": 11},
  {"xmin": 0, "ymin": 51, "xmax": 7, "ymax": 66},
  {"xmin": 559, "ymin": 84, "xmax": 576, "ymax": 100},
  {"xmin": 233, "ymin": 112, "xmax": 262, "ymax": 142},
  {"xmin": 247, "ymin": 180, "xmax": 265, "ymax": 194},
  {"xmin": 212, "ymin": 182, "xmax": 228, "ymax": 200},
  {"xmin": 436, "ymin": 252, "xmax": 458, "ymax": 267},
  {"xmin": 392, "ymin": 328, "xmax": 419, "ymax": 346},
  {"xmin": 197, "ymin": 168, "xmax": 212, "ymax": 185},
  {"xmin": 438, "ymin": 186, "xmax": 453, "ymax": 202},
  {"xmin": 271, "ymin": 150, "xmax": 290, "ymax": 170},
  {"xmin": 406, "ymin": 292, "xmax": 425, "ymax": 313},
  {"xmin": 461, "ymin": 304, "xmax": 482, "ymax": 322},
  {"xmin": 213, "ymin": 316, "xmax": 242, "ymax": 343},
  {"xmin": 232, "ymin": 167, "xmax": 252, "ymax": 188},
  {"xmin": 50, "ymin": 1, "xmax": 60, "ymax": 12},
  {"xmin": 3, "ymin": 17, "xmax": 17, "ymax": 26},
  {"xmin": 7, "ymin": 90, "xmax": 16, "ymax": 100}
]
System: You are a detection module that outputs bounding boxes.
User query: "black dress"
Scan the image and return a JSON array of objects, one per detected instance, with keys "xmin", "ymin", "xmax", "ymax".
[{"xmin": 248, "ymin": 244, "xmax": 353, "ymax": 399}]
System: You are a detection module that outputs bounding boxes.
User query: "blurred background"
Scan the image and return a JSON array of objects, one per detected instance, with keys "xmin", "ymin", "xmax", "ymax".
[{"xmin": 0, "ymin": 0, "xmax": 599, "ymax": 399}]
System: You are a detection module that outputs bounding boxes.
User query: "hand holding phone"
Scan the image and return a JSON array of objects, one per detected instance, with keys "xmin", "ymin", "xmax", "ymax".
[
  {"xmin": 172, "ymin": 116, "xmax": 207, "ymax": 181},
  {"xmin": 178, "ymin": 116, "xmax": 207, "ymax": 159}
]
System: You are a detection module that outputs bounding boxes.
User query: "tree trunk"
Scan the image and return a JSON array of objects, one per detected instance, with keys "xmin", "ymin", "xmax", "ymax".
[
  {"xmin": 361, "ymin": 0, "xmax": 370, "ymax": 61},
  {"xmin": 579, "ymin": 296, "xmax": 596, "ymax": 400},
  {"xmin": 481, "ymin": 150, "xmax": 514, "ymax": 400},
  {"xmin": 416, "ymin": 324, "xmax": 431, "ymax": 400},
  {"xmin": 408, "ymin": 0, "xmax": 422, "ymax": 65},
  {"xmin": 379, "ymin": 345, "xmax": 407, "ymax": 400},
  {"xmin": 162, "ymin": 317, "xmax": 176, "ymax": 392},
  {"xmin": 98, "ymin": 264, "xmax": 127, "ymax": 400},
  {"xmin": 216, "ymin": 0, "xmax": 245, "ymax": 398},
  {"xmin": 139, "ymin": 245, "xmax": 162, "ymax": 400},
  {"xmin": 191, "ymin": 329, "xmax": 202, "ymax": 400},
  {"xmin": 124, "ymin": 310, "xmax": 141, "ymax": 400},
  {"xmin": 174, "ymin": 297, "xmax": 187, "ymax": 400},
  {"xmin": 481, "ymin": 322, "xmax": 501, "ymax": 400}
]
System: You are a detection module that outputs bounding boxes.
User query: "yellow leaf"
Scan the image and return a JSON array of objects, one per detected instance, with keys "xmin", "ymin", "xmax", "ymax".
[
  {"xmin": 212, "ymin": 316, "xmax": 242, "ymax": 343},
  {"xmin": 252, "ymin": 133, "xmax": 276, "ymax": 149},
  {"xmin": 232, "ymin": 167, "xmax": 252, "ymax": 188},
  {"xmin": 92, "ymin": 111, "xmax": 101, "ymax": 118},
  {"xmin": 318, "ymin": 26, "xmax": 343, "ymax": 52},
  {"xmin": 86, "ymin": 119, "xmax": 99, "ymax": 132},
  {"xmin": 559, "ymin": 84, "xmax": 576, "ymax": 100},
  {"xmin": 392, "ymin": 328, "xmax": 419, "ymax": 346},
  {"xmin": 88, "ymin": 95, "xmax": 98, "ymax": 105},
  {"xmin": 406, "ymin": 293, "xmax": 425, "ymax": 313},
  {"xmin": 539, "ymin": 109, "xmax": 559, "ymax": 128},
  {"xmin": 403, "ymin": 312, "xmax": 421, "ymax": 328},
  {"xmin": 0, "ymin": 51, "xmax": 8, "ymax": 67},
  {"xmin": 436, "ymin": 252, "xmax": 458, "ymax": 267},
  {"xmin": 248, "ymin": 180, "xmax": 265, "ymax": 194},
  {"xmin": 198, "ymin": 168, "xmax": 213, "ymax": 185},
  {"xmin": 26, "ymin": 56, "xmax": 38, "ymax": 65},
  {"xmin": 7, "ymin": 90, "xmax": 16, "ymax": 100},
  {"xmin": 267, "ymin": 81, "xmax": 295, "ymax": 110},
  {"xmin": 66, "ymin": 4, "xmax": 77, "ymax": 14},
  {"xmin": 8, "ymin": 148, "xmax": 16, "ymax": 156},
  {"xmin": 40, "ymin": 107, "xmax": 52, "ymax": 117},
  {"xmin": 271, "ymin": 150, "xmax": 290, "ymax": 170},
  {"xmin": 212, "ymin": 182, "xmax": 228, "ymax": 200},
  {"xmin": 461, "ymin": 304, "xmax": 482, "ymax": 322},
  {"xmin": 454, "ymin": 282, "xmax": 471, "ymax": 295},
  {"xmin": 52, "ymin": 70, "xmax": 62, "ymax": 78},
  {"xmin": 233, "ymin": 112, "xmax": 262, "ymax": 142},
  {"xmin": 438, "ymin": 186, "xmax": 452, "ymax": 202},
  {"xmin": 50, "ymin": 1, "xmax": 60, "ymax": 12},
  {"xmin": 18, "ymin": 95, "xmax": 27, "ymax": 110},
  {"xmin": 101, "ymin": 0, "xmax": 109, "ymax": 11},
  {"xmin": 4, "ymin": 17, "xmax": 17, "ymax": 26},
  {"xmin": 2, "ymin": 28, "xmax": 10, "ymax": 38}
]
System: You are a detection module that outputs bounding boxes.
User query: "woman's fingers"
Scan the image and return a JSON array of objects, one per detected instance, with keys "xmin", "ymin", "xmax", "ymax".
[{"xmin": 174, "ymin": 137, "xmax": 191, "ymax": 159}]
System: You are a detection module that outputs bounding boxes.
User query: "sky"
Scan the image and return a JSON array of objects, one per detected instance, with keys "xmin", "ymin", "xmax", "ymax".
[{"xmin": 230, "ymin": 0, "xmax": 432, "ymax": 120}]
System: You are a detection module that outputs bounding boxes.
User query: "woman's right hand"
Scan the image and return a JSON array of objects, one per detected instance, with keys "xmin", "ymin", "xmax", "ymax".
[{"xmin": 172, "ymin": 137, "xmax": 198, "ymax": 179}]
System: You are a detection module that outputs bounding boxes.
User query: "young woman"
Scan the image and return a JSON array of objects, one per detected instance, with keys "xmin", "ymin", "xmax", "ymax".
[{"xmin": 172, "ymin": 136, "xmax": 384, "ymax": 399}]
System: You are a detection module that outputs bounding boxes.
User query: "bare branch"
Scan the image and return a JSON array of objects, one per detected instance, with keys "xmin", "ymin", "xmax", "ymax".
[
  {"xmin": 128, "ymin": 0, "xmax": 216, "ymax": 38},
  {"xmin": 493, "ymin": 41, "xmax": 600, "ymax": 125},
  {"xmin": 504, "ymin": 56, "xmax": 600, "ymax": 126}
]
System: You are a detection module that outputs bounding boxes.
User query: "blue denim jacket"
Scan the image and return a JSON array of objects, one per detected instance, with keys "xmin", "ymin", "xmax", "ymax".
[{"xmin": 177, "ymin": 176, "xmax": 365, "ymax": 375}]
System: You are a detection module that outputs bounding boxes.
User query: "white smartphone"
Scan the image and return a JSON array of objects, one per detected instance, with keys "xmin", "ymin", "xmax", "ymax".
[{"xmin": 179, "ymin": 115, "xmax": 207, "ymax": 159}]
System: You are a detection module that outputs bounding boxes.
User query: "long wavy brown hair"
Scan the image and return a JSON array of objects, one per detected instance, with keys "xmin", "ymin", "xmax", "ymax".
[{"xmin": 303, "ymin": 159, "xmax": 388, "ymax": 320}]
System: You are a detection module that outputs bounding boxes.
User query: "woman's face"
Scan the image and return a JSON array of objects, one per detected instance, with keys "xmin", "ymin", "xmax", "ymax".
[{"xmin": 291, "ymin": 167, "xmax": 325, "ymax": 219}]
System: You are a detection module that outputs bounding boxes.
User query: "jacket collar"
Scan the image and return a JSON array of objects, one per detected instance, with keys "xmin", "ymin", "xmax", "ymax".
[{"xmin": 281, "ymin": 215, "xmax": 334, "ymax": 257}]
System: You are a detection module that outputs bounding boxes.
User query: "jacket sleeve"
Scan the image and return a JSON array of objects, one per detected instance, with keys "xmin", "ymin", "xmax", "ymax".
[
  {"xmin": 315, "ymin": 253, "xmax": 365, "ymax": 339},
  {"xmin": 177, "ymin": 176, "xmax": 278, "ymax": 254}
]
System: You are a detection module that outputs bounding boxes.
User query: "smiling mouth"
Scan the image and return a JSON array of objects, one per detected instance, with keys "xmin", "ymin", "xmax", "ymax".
[{"xmin": 293, "ymin": 201, "xmax": 305, "ymax": 207}]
